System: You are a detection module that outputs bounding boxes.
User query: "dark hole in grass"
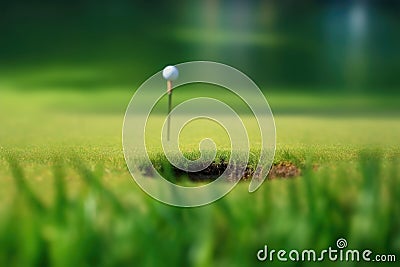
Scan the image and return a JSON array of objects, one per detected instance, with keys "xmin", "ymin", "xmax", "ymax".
[{"xmin": 171, "ymin": 161, "xmax": 301, "ymax": 182}]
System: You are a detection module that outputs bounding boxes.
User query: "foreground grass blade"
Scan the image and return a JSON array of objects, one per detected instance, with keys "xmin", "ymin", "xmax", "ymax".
[
  {"xmin": 53, "ymin": 158, "xmax": 67, "ymax": 222},
  {"xmin": 7, "ymin": 156, "xmax": 45, "ymax": 213},
  {"xmin": 70, "ymin": 158, "xmax": 125, "ymax": 213}
]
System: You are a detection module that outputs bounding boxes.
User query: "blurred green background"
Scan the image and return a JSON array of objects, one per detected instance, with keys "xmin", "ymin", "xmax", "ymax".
[
  {"xmin": 1, "ymin": 1, "xmax": 400, "ymax": 266},
  {"xmin": 1, "ymin": 0, "xmax": 399, "ymax": 93}
]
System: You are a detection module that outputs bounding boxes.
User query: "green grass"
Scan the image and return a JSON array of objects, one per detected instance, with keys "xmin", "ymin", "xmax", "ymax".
[
  {"xmin": 0, "ymin": 88, "xmax": 400, "ymax": 266},
  {"xmin": 1, "ymin": 151, "xmax": 399, "ymax": 266}
]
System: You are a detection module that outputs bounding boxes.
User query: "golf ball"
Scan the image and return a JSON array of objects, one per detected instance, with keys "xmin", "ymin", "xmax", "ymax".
[{"xmin": 162, "ymin": 65, "xmax": 179, "ymax": 81}]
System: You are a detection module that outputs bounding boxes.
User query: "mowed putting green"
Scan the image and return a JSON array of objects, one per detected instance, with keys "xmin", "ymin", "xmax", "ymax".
[
  {"xmin": 1, "ymin": 88, "xmax": 399, "ymax": 182},
  {"xmin": 0, "ymin": 88, "xmax": 399, "ymax": 207},
  {"xmin": 1, "ymin": 88, "xmax": 399, "ymax": 160}
]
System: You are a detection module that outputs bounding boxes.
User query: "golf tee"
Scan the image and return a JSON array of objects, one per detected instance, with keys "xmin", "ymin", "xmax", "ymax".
[
  {"xmin": 167, "ymin": 80, "xmax": 172, "ymax": 94},
  {"xmin": 167, "ymin": 80, "xmax": 172, "ymax": 141}
]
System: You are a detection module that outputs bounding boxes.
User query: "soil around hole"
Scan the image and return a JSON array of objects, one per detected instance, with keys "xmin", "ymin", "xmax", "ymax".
[{"xmin": 173, "ymin": 161, "xmax": 301, "ymax": 182}]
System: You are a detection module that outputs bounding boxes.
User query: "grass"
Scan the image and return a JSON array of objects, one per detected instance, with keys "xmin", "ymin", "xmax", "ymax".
[
  {"xmin": 1, "ymin": 152, "xmax": 399, "ymax": 266},
  {"xmin": 0, "ymin": 88, "xmax": 400, "ymax": 266}
]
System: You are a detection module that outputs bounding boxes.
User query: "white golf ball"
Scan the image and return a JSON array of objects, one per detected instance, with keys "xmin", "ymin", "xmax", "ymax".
[{"xmin": 162, "ymin": 65, "xmax": 179, "ymax": 81}]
